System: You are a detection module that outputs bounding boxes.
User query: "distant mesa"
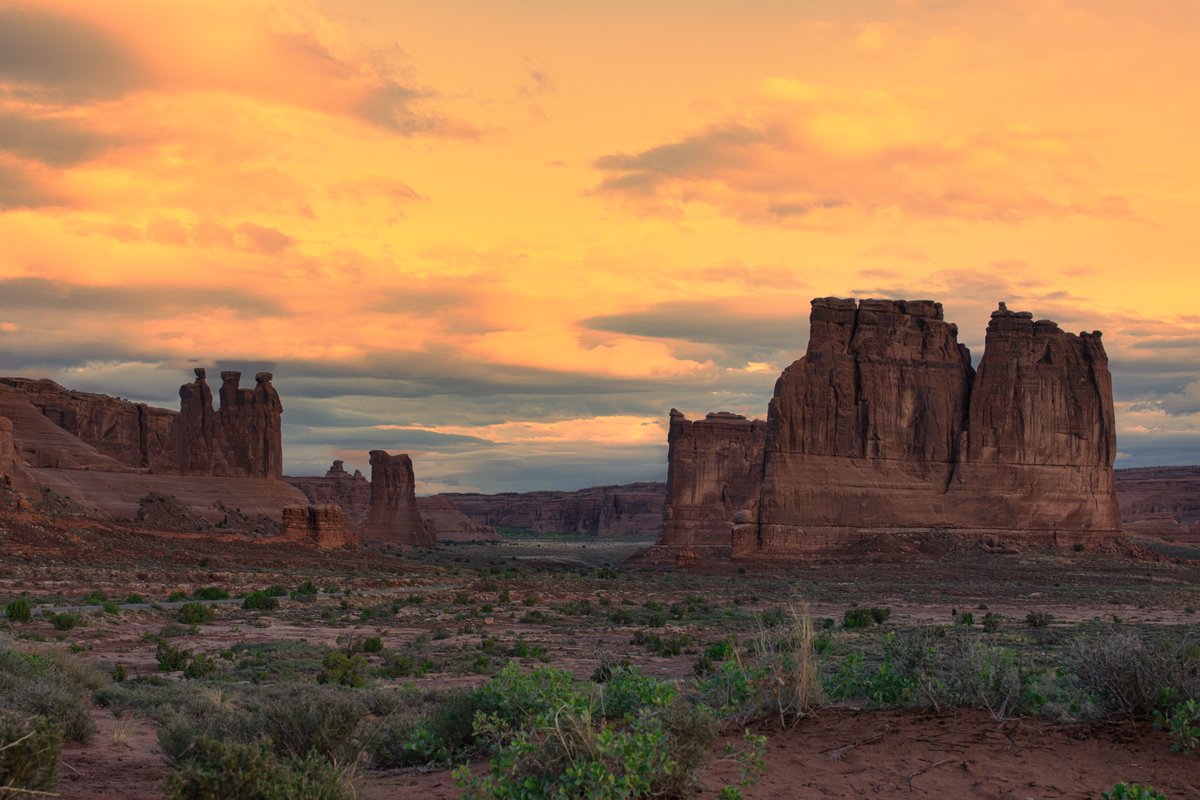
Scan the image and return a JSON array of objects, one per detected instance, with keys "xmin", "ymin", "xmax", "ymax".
[{"xmin": 646, "ymin": 298, "xmax": 1126, "ymax": 562}]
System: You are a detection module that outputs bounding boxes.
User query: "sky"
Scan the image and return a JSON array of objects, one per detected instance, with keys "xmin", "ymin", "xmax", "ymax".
[{"xmin": 1, "ymin": 0, "xmax": 1198, "ymax": 493}]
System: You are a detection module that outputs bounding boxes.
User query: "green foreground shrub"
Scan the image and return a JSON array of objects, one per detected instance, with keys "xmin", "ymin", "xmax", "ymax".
[
  {"xmin": 163, "ymin": 737, "xmax": 349, "ymax": 800},
  {"xmin": 0, "ymin": 648, "xmax": 101, "ymax": 742},
  {"xmin": 4, "ymin": 599, "xmax": 31, "ymax": 623}
]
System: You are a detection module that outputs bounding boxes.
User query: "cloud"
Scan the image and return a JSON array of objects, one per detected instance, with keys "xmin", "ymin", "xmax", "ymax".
[
  {"xmin": 592, "ymin": 82, "xmax": 1133, "ymax": 225},
  {"xmin": 584, "ymin": 300, "xmax": 809, "ymax": 351},
  {"xmin": 0, "ymin": 6, "xmax": 146, "ymax": 103},
  {"xmin": 0, "ymin": 110, "xmax": 117, "ymax": 166},
  {"xmin": 0, "ymin": 160, "xmax": 64, "ymax": 209},
  {"xmin": 0, "ymin": 277, "xmax": 286, "ymax": 317}
]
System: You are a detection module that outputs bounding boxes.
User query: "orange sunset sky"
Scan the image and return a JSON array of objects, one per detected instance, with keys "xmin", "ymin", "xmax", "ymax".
[{"xmin": 1, "ymin": 0, "xmax": 1198, "ymax": 492}]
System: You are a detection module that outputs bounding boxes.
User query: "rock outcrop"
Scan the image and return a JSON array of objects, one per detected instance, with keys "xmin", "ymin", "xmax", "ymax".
[
  {"xmin": 284, "ymin": 461, "xmax": 373, "ymax": 529},
  {"xmin": 216, "ymin": 371, "xmax": 284, "ymax": 479},
  {"xmin": 0, "ymin": 370, "xmax": 305, "ymax": 522},
  {"xmin": 363, "ymin": 450, "xmax": 433, "ymax": 546},
  {"xmin": 0, "ymin": 415, "xmax": 14, "ymax": 485},
  {"xmin": 282, "ymin": 504, "xmax": 357, "ymax": 548},
  {"xmin": 1115, "ymin": 467, "xmax": 1200, "ymax": 542},
  {"xmin": 417, "ymin": 495, "xmax": 500, "ymax": 542},
  {"xmin": 654, "ymin": 298, "xmax": 1123, "ymax": 560},
  {"xmin": 0, "ymin": 377, "xmax": 176, "ymax": 471},
  {"xmin": 441, "ymin": 482, "xmax": 665, "ymax": 536},
  {"xmin": 659, "ymin": 411, "xmax": 765, "ymax": 558}
]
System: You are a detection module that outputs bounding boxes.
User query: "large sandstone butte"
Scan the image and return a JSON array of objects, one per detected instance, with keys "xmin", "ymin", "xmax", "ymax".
[
  {"xmin": 654, "ymin": 298, "xmax": 1123, "ymax": 560},
  {"xmin": 1115, "ymin": 467, "xmax": 1200, "ymax": 543},
  {"xmin": 363, "ymin": 450, "xmax": 433, "ymax": 546},
  {"xmin": 441, "ymin": 482, "xmax": 664, "ymax": 536},
  {"xmin": 0, "ymin": 371, "xmax": 305, "ymax": 523}
]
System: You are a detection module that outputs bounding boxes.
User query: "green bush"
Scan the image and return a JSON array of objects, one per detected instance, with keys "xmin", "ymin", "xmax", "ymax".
[
  {"xmin": 1025, "ymin": 611, "xmax": 1053, "ymax": 628},
  {"xmin": 243, "ymin": 591, "xmax": 280, "ymax": 612},
  {"xmin": 184, "ymin": 653, "xmax": 219, "ymax": 680},
  {"xmin": 162, "ymin": 737, "xmax": 350, "ymax": 800},
  {"xmin": 0, "ymin": 709, "xmax": 61, "ymax": 795},
  {"xmin": 601, "ymin": 666, "xmax": 676, "ymax": 720},
  {"xmin": 155, "ymin": 639, "xmax": 192, "ymax": 672},
  {"xmin": 982, "ymin": 612, "xmax": 1002, "ymax": 633},
  {"xmin": 0, "ymin": 648, "xmax": 100, "ymax": 742},
  {"xmin": 843, "ymin": 607, "xmax": 891, "ymax": 629},
  {"xmin": 124, "ymin": 594, "xmax": 146, "ymax": 605},
  {"xmin": 50, "ymin": 612, "xmax": 83, "ymax": 631},
  {"xmin": 1101, "ymin": 783, "xmax": 1168, "ymax": 800},
  {"xmin": 167, "ymin": 591, "xmax": 188, "ymax": 602},
  {"xmin": 317, "ymin": 653, "xmax": 365, "ymax": 688},
  {"xmin": 102, "ymin": 600, "xmax": 120, "ymax": 614},
  {"xmin": 178, "ymin": 602, "xmax": 215, "ymax": 624},
  {"xmin": 5, "ymin": 598, "xmax": 31, "ymax": 623},
  {"xmin": 1065, "ymin": 628, "xmax": 1200, "ymax": 717},
  {"xmin": 362, "ymin": 636, "xmax": 383, "ymax": 654},
  {"xmin": 367, "ymin": 689, "xmax": 481, "ymax": 768},
  {"xmin": 193, "ymin": 586, "xmax": 229, "ymax": 601},
  {"xmin": 1153, "ymin": 698, "xmax": 1200, "ymax": 752},
  {"xmin": 265, "ymin": 586, "xmax": 288, "ymax": 598},
  {"xmin": 82, "ymin": 590, "xmax": 107, "ymax": 606}
]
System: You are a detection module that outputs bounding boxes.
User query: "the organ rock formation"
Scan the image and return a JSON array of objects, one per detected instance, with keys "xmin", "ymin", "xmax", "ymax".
[
  {"xmin": 654, "ymin": 298, "xmax": 1123, "ymax": 560},
  {"xmin": 363, "ymin": 450, "xmax": 433, "ymax": 546}
]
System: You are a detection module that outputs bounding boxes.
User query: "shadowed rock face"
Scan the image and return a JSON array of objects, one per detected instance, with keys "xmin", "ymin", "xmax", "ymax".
[
  {"xmin": 214, "ymin": 371, "xmax": 283, "ymax": 479},
  {"xmin": 1115, "ymin": 467, "xmax": 1200, "ymax": 542},
  {"xmin": 0, "ymin": 415, "xmax": 14, "ymax": 484},
  {"xmin": 416, "ymin": 495, "xmax": 500, "ymax": 542},
  {"xmin": 439, "ymin": 482, "xmax": 665, "ymax": 536},
  {"xmin": 173, "ymin": 369, "xmax": 231, "ymax": 476},
  {"xmin": 660, "ymin": 411, "xmax": 765, "ymax": 557},
  {"xmin": 364, "ymin": 450, "xmax": 433, "ymax": 546},
  {"xmin": 656, "ymin": 298, "xmax": 1123, "ymax": 560},
  {"xmin": 281, "ymin": 504, "xmax": 357, "ymax": 548},
  {"xmin": 285, "ymin": 461, "xmax": 372, "ymax": 529}
]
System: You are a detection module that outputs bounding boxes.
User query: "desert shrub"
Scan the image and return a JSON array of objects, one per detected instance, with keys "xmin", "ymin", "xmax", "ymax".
[
  {"xmin": 252, "ymin": 688, "xmax": 368, "ymax": 763},
  {"xmin": 4, "ymin": 598, "xmax": 31, "ymax": 623},
  {"xmin": 367, "ymin": 689, "xmax": 482, "ymax": 768},
  {"xmin": 317, "ymin": 653, "xmax": 365, "ymax": 688},
  {"xmin": 193, "ymin": 586, "xmax": 229, "ymax": 601},
  {"xmin": 1101, "ymin": 783, "xmax": 1168, "ymax": 800},
  {"xmin": 982, "ymin": 612, "xmax": 1003, "ymax": 633},
  {"xmin": 124, "ymin": 594, "xmax": 146, "ymax": 605},
  {"xmin": 935, "ymin": 639, "xmax": 1039, "ymax": 719},
  {"xmin": 81, "ymin": 590, "xmax": 107, "ymax": 606},
  {"xmin": 162, "ymin": 737, "xmax": 350, "ymax": 800},
  {"xmin": 362, "ymin": 636, "xmax": 383, "ymax": 654},
  {"xmin": 1153, "ymin": 698, "xmax": 1200, "ymax": 752},
  {"xmin": 600, "ymin": 666, "xmax": 676, "ymax": 720},
  {"xmin": 50, "ymin": 612, "xmax": 83, "ymax": 631},
  {"xmin": 1025, "ymin": 611, "xmax": 1054, "ymax": 628},
  {"xmin": 102, "ymin": 600, "xmax": 120, "ymax": 614},
  {"xmin": 632, "ymin": 630, "xmax": 691, "ymax": 657},
  {"xmin": 1064, "ymin": 627, "xmax": 1200, "ymax": 717},
  {"xmin": 112, "ymin": 664, "xmax": 127, "ymax": 682},
  {"xmin": 843, "ymin": 607, "xmax": 891, "ymax": 629},
  {"xmin": 0, "ymin": 709, "xmax": 61, "ymax": 795},
  {"xmin": 956, "ymin": 612, "xmax": 975, "ymax": 626},
  {"xmin": 178, "ymin": 602, "xmax": 215, "ymax": 624},
  {"xmin": 0, "ymin": 648, "xmax": 100, "ymax": 742},
  {"xmin": 184, "ymin": 653, "xmax": 219, "ymax": 680},
  {"xmin": 693, "ymin": 638, "xmax": 738, "ymax": 676},
  {"xmin": 167, "ymin": 591, "xmax": 188, "ymax": 602},
  {"xmin": 519, "ymin": 610, "xmax": 547, "ymax": 624},
  {"xmin": 155, "ymin": 639, "xmax": 192, "ymax": 672},
  {"xmin": 243, "ymin": 591, "xmax": 279, "ymax": 611}
]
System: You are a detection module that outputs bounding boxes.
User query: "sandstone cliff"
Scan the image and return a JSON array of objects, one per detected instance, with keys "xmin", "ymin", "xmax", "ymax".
[
  {"xmin": 659, "ymin": 411, "xmax": 765, "ymax": 557},
  {"xmin": 440, "ymin": 482, "xmax": 664, "ymax": 536},
  {"xmin": 1115, "ymin": 466, "xmax": 1200, "ymax": 542},
  {"xmin": 416, "ymin": 495, "xmax": 500, "ymax": 542},
  {"xmin": 284, "ymin": 460, "xmax": 372, "ymax": 528},
  {"xmin": 652, "ymin": 298, "xmax": 1123, "ymax": 560},
  {"xmin": 363, "ymin": 450, "xmax": 433, "ymax": 546}
]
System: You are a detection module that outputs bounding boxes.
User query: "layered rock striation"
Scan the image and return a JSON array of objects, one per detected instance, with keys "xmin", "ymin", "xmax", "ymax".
[
  {"xmin": 416, "ymin": 495, "xmax": 500, "ymax": 542},
  {"xmin": 284, "ymin": 460, "xmax": 372, "ymax": 529},
  {"xmin": 655, "ymin": 298, "xmax": 1123, "ymax": 560},
  {"xmin": 363, "ymin": 450, "xmax": 433, "ymax": 546}
]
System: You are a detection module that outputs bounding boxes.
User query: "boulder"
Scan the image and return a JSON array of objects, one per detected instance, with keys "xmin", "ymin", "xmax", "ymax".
[{"xmin": 363, "ymin": 450, "xmax": 433, "ymax": 546}]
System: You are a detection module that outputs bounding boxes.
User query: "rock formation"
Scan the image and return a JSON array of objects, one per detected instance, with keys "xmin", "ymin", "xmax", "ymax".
[
  {"xmin": 1115, "ymin": 467, "xmax": 1200, "ymax": 542},
  {"xmin": 0, "ymin": 415, "xmax": 14, "ymax": 484},
  {"xmin": 363, "ymin": 450, "xmax": 433, "ymax": 545},
  {"xmin": 281, "ymin": 504, "xmax": 357, "ymax": 548},
  {"xmin": 284, "ymin": 461, "xmax": 372, "ymax": 529},
  {"xmin": 0, "ymin": 377, "xmax": 176, "ymax": 471},
  {"xmin": 441, "ymin": 482, "xmax": 665, "ymax": 536},
  {"xmin": 654, "ymin": 298, "xmax": 1123, "ymax": 560},
  {"xmin": 0, "ymin": 370, "xmax": 305, "ymax": 522},
  {"xmin": 659, "ymin": 411, "xmax": 766, "ymax": 558},
  {"xmin": 417, "ymin": 495, "xmax": 500, "ymax": 541},
  {"xmin": 216, "ymin": 371, "xmax": 283, "ymax": 479}
]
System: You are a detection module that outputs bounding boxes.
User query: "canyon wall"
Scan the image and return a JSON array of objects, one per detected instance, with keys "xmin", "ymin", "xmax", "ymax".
[
  {"xmin": 441, "ymin": 482, "xmax": 664, "ymax": 536},
  {"xmin": 1115, "ymin": 467, "xmax": 1200, "ymax": 542},
  {"xmin": 281, "ymin": 504, "xmax": 357, "ymax": 548}
]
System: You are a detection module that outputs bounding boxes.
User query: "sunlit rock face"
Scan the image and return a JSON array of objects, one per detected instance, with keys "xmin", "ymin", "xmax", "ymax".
[
  {"xmin": 363, "ymin": 450, "xmax": 434, "ymax": 546},
  {"xmin": 655, "ymin": 298, "xmax": 1123, "ymax": 560}
]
